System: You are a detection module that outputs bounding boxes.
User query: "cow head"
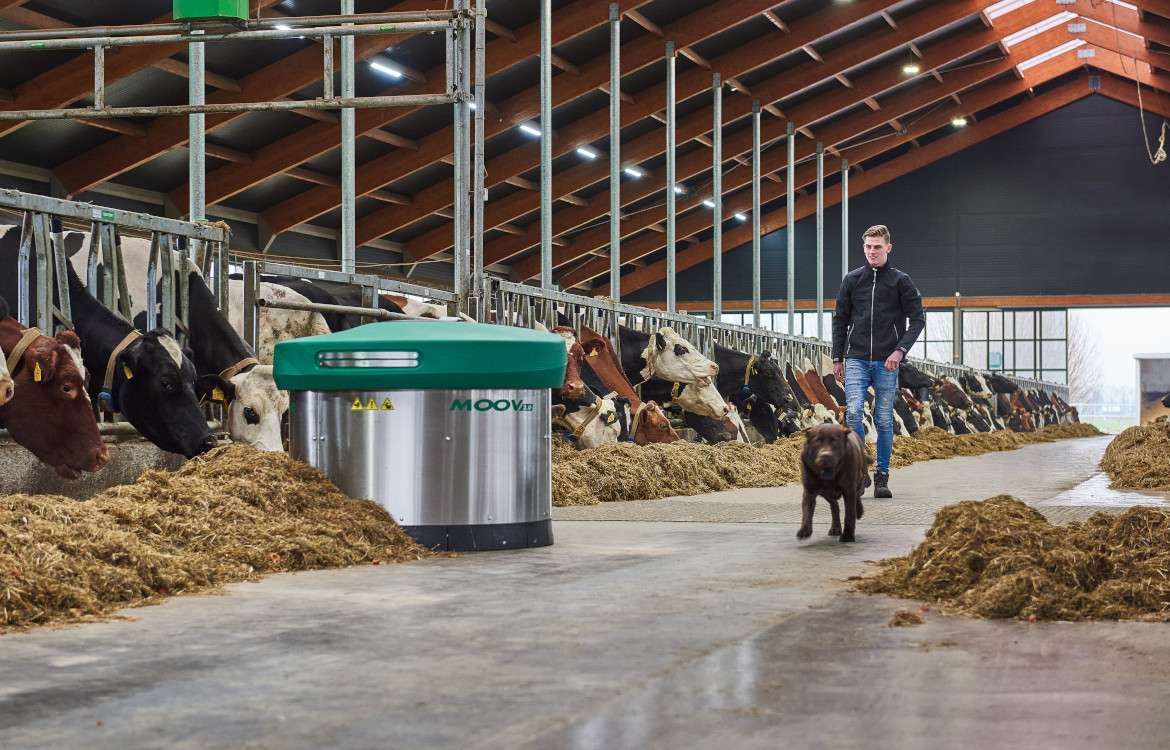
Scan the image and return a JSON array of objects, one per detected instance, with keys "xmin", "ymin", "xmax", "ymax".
[
  {"xmin": 631, "ymin": 401, "xmax": 679, "ymax": 445},
  {"xmin": 552, "ymin": 390, "xmax": 623, "ymax": 449},
  {"xmin": 110, "ymin": 331, "xmax": 219, "ymax": 458},
  {"xmin": 746, "ymin": 352, "xmax": 794, "ymax": 409},
  {"xmin": 205, "ymin": 365, "xmax": 288, "ymax": 452},
  {"xmin": 738, "ymin": 394, "xmax": 779, "ymax": 443},
  {"xmin": 644, "ymin": 328, "xmax": 718, "ymax": 386},
  {"xmin": 0, "ymin": 325, "xmax": 108, "ymax": 478},
  {"xmin": 551, "ymin": 327, "xmax": 587, "ymax": 402},
  {"xmin": 676, "ymin": 380, "xmax": 729, "ymax": 419}
]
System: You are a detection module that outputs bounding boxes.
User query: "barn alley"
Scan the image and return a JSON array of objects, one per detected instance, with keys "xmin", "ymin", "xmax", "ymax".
[{"xmin": 2, "ymin": 434, "xmax": 1168, "ymax": 750}]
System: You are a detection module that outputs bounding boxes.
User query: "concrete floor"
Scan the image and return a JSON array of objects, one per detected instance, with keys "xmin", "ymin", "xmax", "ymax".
[{"xmin": 3, "ymin": 434, "xmax": 1170, "ymax": 749}]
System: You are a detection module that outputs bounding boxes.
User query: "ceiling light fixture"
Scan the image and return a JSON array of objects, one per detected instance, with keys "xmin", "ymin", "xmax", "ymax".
[
  {"xmin": 703, "ymin": 199, "xmax": 715, "ymax": 208},
  {"xmin": 735, "ymin": 213, "xmax": 747, "ymax": 221},
  {"xmin": 519, "ymin": 123, "xmax": 542, "ymax": 137},
  {"xmin": 673, "ymin": 185, "xmax": 685, "ymax": 194},
  {"xmin": 952, "ymin": 116, "xmax": 968, "ymax": 127},
  {"xmin": 576, "ymin": 147, "xmax": 598, "ymax": 159},
  {"xmin": 902, "ymin": 62, "xmax": 920, "ymax": 75},
  {"xmin": 369, "ymin": 61, "xmax": 403, "ymax": 79},
  {"xmin": 623, "ymin": 167, "xmax": 644, "ymax": 178}
]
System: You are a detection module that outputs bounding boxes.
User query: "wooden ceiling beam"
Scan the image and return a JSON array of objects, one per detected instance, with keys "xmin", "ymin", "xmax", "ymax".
[
  {"xmin": 1073, "ymin": 2, "xmax": 1170, "ymax": 49},
  {"xmin": 54, "ymin": 0, "xmax": 429, "ymax": 196},
  {"xmin": 533, "ymin": 40, "xmax": 1078, "ymax": 286},
  {"xmin": 79, "ymin": 118, "xmax": 147, "ymax": 138},
  {"xmin": 178, "ymin": 0, "xmax": 652, "ymax": 219},
  {"xmin": 358, "ymin": 0, "xmax": 905, "ymax": 254},
  {"xmin": 0, "ymin": 0, "xmax": 285, "ymax": 140},
  {"xmin": 626, "ymin": 10, "xmax": 664, "ymax": 37},
  {"xmin": 762, "ymin": 10, "xmax": 788, "ymax": 33},
  {"xmin": 596, "ymin": 74, "xmax": 1091, "ymax": 296},
  {"xmin": 479, "ymin": 0, "xmax": 1052, "ymax": 272}
]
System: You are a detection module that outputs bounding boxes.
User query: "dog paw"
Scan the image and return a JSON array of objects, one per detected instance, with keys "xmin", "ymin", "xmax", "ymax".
[
  {"xmin": 828, "ymin": 526, "xmax": 840, "ymax": 536},
  {"xmin": 839, "ymin": 532, "xmax": 856, "ymax": 543},
  {"xmin": 796, "ymin": 527, "xmax": 812, "ymax": 540}
]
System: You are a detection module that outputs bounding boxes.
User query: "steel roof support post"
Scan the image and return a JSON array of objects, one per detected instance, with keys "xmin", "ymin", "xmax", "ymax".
[
  {"xmin": 452, "ymin": 0, "xmax": 471, "ymax": 309},
  {"xmin": 816, "ymin": 141, "xmax": 824, "ymax": 340},
  {"xmin": 752, "ymin": 100, "xmax": 761, "ymax": 330},
  {"xmin": 712, "ymin": 72, "xmax": 722, "ymax": 323},
  {"xmin": 841, "ymin": 158, "xmax": 849, "ymax": 280},
  {"xmin": 16, "ymin": 215, "xmax": 31, "ymax": 326},
  {"xmin": 786, "ymin": 121, "xmax": 795, "ymax": 336},
  {"xmin": 189, "ymin": 30, "xmax": 205, "ymax": 223},
  {"xmin": 665, "ymin": 40, "xmax": 676, "ymax": 315},
  {"xmin": 539, "ymin": 0, "xmax": 553, "ymax": 290},
  {"xmin": 340, "ymin": 0, "xmax": 356, "ymax": 275},
  {"xmin": 93, "ymin": 44, "xmax": 105, "ymax": 110},
  {"xmin": 243, "ymin": 260, "xmax": 259, "ymax": 354},
  {"xmin": 609, "ymin": 3, "xmax": 621, "ymax": 304},
  {"xmin": 472, "ymin": 0, "xmax": 486, "ymax": 310}
]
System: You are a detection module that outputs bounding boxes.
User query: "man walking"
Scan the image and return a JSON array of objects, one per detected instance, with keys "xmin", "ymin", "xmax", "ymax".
[{"xmin": 832, "ymin": 225, "xmax": 925, "ymax": 499}]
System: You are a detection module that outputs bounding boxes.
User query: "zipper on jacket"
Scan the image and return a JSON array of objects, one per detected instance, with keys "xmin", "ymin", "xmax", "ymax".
[{"xmin": 869, "ymin": 268, "xmax": 877, "ymax": 360}]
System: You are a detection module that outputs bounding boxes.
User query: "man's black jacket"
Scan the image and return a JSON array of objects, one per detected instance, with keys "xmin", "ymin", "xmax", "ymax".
[{"xmin": 832, "ymin": 263, "xmax": 925, "ymax": 363}]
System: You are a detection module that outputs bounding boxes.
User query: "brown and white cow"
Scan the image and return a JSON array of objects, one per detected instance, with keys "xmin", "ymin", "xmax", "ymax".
[
  {"xmin": 0, "ymin": 295, "xmax": 13, "ymax": 405},
  {"xmin": 0, "ymin": 316, "xmax": 108, "ymax": 478},
  {"xmin": 227, "ymin": 279, "xmax": 331, "ymax": 364}
]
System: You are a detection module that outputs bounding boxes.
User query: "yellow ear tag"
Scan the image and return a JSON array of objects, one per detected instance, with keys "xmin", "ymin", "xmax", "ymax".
[
  {"xmin": 588, "ymin": 350, "xmax": 598, "ymax": 356},
  {"xmin": 123, "ymin": 363, "xmax": 134, "ymax": 379},
  {"xmin": 33, "ymin": 363, "xmax": 42, "ymax": 382},
  {"xmin": 605, "ymin": 412, "xmax": 616, "ymax": 425},
  {"xmin": 212, "ymin": 386, "xmax": 225, "ymax": 403}
]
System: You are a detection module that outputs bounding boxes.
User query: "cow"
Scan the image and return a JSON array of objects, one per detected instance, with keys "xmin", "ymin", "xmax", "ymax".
[
  {"xmin": 552, "ymin": 391, "xmax": 627, "ymax": 449},
  {"xmin": 0, "ymin": 295, "xmax": 12, "ymax": 405},
  {"xmin": 618, "ymin": 325, "xmax": 718, "ymax": 388},
  {"xmin": 784, "ymin": 363, "xmax": 812, "ymax": 409},
  {"xmin": 725, "ymin": 402, "xmax": 751, "ymax": 443},
  {"xmin": 712, "ymin": 345, "xmax": 796, "ymax": 411},
  {"xmin": 227, "ymin": 279, "xmax": 332, "ymax": 364},
  {"xmin": 0, "ymin": 314, "xmax": 108, "ymax": 478},
  {"xmin": 680, "ymin": 409, "xmax": 737, "ymax": 444},
  {"xmin": 892, "ymin": 390, "xmax": 919, "ymax": 435},
  {"xmin": 728, "ymin": 391, "xmax": 780, "ymax": 443},
  {"xmin": 640, "ymin": 377, "xmax": 729, "ymax": 419},
  {"xmin": 384, "ymin": 294, "xmax": 447, "ymax": 319},
  {"xmin": 66, "ymin": 265, "xmax": 224, "ymax": 458}
]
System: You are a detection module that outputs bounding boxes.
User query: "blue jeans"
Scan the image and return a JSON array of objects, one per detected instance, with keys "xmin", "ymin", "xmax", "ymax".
[{"xmin": 844, "ymin": 358, "xmax": 898, "ymax": 473}]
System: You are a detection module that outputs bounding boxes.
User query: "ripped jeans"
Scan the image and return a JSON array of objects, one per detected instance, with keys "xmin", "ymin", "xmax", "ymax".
[{"xmin": 844, "ymin": 358, "xmax": 898, "ymax": 473}]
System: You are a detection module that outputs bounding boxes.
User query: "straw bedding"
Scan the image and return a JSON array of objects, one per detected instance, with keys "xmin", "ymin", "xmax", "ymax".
[
  {"xmin": 0, "ymin": 445, "xmax": 432, "ymax": 630},
  {"xmin": 553, "ymin": 423, "xmax": 1101, "ymax": 506},
  {"xmin": 1100, "ymin": 416, "xmax": 1170, "ymax": 490},
  {"xmin": 857, "ymin": 495, "xmax": 1170, "ymax": 622}
]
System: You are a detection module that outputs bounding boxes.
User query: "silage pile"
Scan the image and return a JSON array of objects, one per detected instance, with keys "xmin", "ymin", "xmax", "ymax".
[
  {"xmin": 553, "ymin": 422, "xmax": 1101, "ymax": 506},
  {"xmin": 1099, "ymin": 416, "xmax": 1170, "ymax": 490},
  {"xmin": 0, "ymin": 444, "xmax": 432, "ymax": 629},
  {"xmin": 856, "ymin": 495, "xmax": 1170, "ymax": 622}
]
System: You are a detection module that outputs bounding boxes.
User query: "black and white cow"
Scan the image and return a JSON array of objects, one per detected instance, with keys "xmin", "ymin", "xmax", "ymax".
[
  {"xmin": 66, "ymin": 265, "xmax": 224, "ymax": 458},
  {"xmin": 713, "ymin": 345, "xmax": 798, "ymax": 413},
  {"xmin": 618, "ymin": 325, "xmax": 719, "ymax": 388}
]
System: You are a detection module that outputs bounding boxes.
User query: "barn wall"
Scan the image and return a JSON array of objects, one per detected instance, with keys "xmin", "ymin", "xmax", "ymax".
[{"xmin": 625, "ymin": 95, "xmax": 1170, "ymax": 307}]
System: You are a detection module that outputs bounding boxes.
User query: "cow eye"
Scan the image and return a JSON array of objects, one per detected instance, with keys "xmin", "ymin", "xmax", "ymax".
[
  {"xmin": 674, "ymin": 344, "xmax": 688, "ymax": 357},
  {"xmin": 62, "ymin": 384, "xmax": 72, "ymax": 395},
  {"xmin": 243, "ymin": 406, "xmax": 260, "ymax": 425},
  {"xmin": 159, "ymin": 378, "xmax": 174, "ymax": 393}
]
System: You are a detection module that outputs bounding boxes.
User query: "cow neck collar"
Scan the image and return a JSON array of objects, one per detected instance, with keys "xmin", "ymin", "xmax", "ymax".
[
  {"xmin": 569, "ymin": 393, "xmax": 612, "ymax": 438},
  {"xmin": 219, "ymin": 357, "xmax": 260, "ymax": 381},
  {"xmin": 638, "ymin": 343, "xmax": 657, "ymax": 383},
  {"xmin": 100, "ymin": 330, "xmax": 142, "ymax": 412},
  {"xmin": 5, "ymin": 327, "xmax": 43, "ymax": 376},
  {"xmin": 671, "ymin": 381, "xmax": 681, "ymax": 404},
  {"xmin": 743, "ymin": 354, "xmax": 757, "ymax": 389}
]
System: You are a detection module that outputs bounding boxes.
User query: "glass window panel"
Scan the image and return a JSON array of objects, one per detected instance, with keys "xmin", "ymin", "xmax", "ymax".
[
  {"xmin": 963, "ymin": 342, "xmax": 988, "ymax": 369},
  {"xmin": 988, "ymin": 347, "xmax": 1004, "ymax": 370},
  {"xmin": 1042, "ymin": 370, "xmax": 1067, "ymax": 385},
  {"xmin": 1002, "ymin": 312, "xmax": 1013, "ymax": 338},
  {"xmin": 1015, "ymin": 341, "xmax": 1034, "ymax": 369},
  {"xmin": 721, "ymin": 313, "xmax": 741, "ymax": 325},
  {"xmin": 927, "ymin": 342, "xmax": 953, "ymax": 363},
  {"xmin": 1041, "ymin": 340, "xmax": 1066, "ymax": 370},
  {"xmin": 909, "ymin": 341, "xmax": 926, "ymax": 360},
  {"xmin": 1002, "ymin": 345, "xmax": 1014, "ymax": 370},
  {"xmin": 963, "ymin": 311, "xmax": 988, "ymax": 340},
  {"xmin": 926, "ymin": 311, "xmax": 952, "ymax": 342},
  {"xmin": 1042, "ymin": 310, "xmax": 1066, "ymax": 338},
  {"xmin": 1015, "ymin": 311, "xmax": 1034, "ymax": 337},
  {"xmin": 989, "ymin": 311, "xmax": 1002, "ymax": 339}
]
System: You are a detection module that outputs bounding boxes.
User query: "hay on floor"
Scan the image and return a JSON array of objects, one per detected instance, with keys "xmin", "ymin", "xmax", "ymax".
[
  {"xmin": 553, "ymin": 422, "xmax": 1101, "ymax": 506},
  {"xmin": 1100, "ymin": 416, "xmax": 1170, "ymax": 490},
  {"xmin": 0, "ymin": 444, "xmax": 433, "ymax": 630},
  {"xmin": 857, "ymin": 495, "xmax": 1170, "ymax": 622}
]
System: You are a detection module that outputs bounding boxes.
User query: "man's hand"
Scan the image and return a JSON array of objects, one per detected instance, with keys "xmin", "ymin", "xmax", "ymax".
[
  {"xmin": 884, "ymin": 349, "xmax": 904, "ymax": 371},
  {"xmin": 833, "ymin": 361, "xmax": 844, "ymax": 383}
]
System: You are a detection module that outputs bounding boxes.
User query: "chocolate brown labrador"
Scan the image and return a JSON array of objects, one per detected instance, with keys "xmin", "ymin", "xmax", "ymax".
[{"xmin": 797, "ymin": 424, "xmax": 869, "ymax": 543}]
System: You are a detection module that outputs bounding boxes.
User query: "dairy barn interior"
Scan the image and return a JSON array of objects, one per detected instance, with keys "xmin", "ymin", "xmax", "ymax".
[{"xmin": 0, "ymin": 0, "xmax": 1169, "ymax": 747}]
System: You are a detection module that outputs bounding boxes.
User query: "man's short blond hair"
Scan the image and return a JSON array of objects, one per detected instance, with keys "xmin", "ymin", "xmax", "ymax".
[{"xmin": 862, "ymin": 224, "xmax": 890, "ymax": 244}]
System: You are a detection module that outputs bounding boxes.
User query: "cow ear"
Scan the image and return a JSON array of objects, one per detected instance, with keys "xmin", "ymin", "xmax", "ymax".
[
  {"xmin": 196, "ymin": 374, "xmax": 234, "ymax": 406},
  {"xmin": 655, "ymin": 332, "xmax": 667, "ymax": 350},
  {"xmin": 551, "ymin": 404, "xmax": 566, "ymax": 420},
  {"xmin": 28, "ymin": 342, "xmax": 59, "ymax": 384}
]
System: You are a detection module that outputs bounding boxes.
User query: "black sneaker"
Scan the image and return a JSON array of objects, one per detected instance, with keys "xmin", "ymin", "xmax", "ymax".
[{"xmin": 874, "ymin": 470, "xmax": 892, "ymax": 499}]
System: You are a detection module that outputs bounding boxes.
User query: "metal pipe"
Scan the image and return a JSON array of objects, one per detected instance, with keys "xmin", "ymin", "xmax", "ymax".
[
  {"xmin": 33, "ymin": 213, "xmax": 50, "ymax": 332},
  {"xmin": 0, "ymin": 12, "xmax": 460, "ymax": 41},
  {"xmin": 93, "ymin": 44, "xmax": 105, "ymax": 110},
  {"xmin": 0, "ymin": 20, "xmax": 451, "ymax": 51},
  {"xmin": 665, "ymin": 40, "xmax": 676, "ymax": 314},
  {"xmin": 0, "ymin": 94, "xmax": 459, "ymax": 120},
  {"xmin": 454, "ymin": 0, "xmax": 471, "ymax": 308},
  {"xmin": 16, "ymin": 215, "xmax": 31, "ymax": 325},
  {"xmin": 841, "ymin": 158, "xmax": 849, "ymax": 279},
  {"xmin": 243, "ymin": 260, "xmax": 259, "ymax": 354},
  {"xmin": 609, "ymin": 3, "xmax": 621, "ymax": 303},
  {"xmin": 0, "ymin": 189, "xmax": 229, "ymax": 241},
  {"xmin": 786, "ymin": 121, "xmax": 795, "ymax": 334},
  {"xmin": 751, "ymin": 100, "xmax": 761, "ymax": 329},
  {"xmin": 539, "ymin": 0, "xmax": 553, "ymax": 290},
  {"xmin": 341, "ymin": 0, "xmax": 353, "ymax": 274},
  {"xmin": 816, "ymin": 141, "xmax": 824, "ymax": 340},
  {"xmin": 323, "ymin": 34, "xmax": 334, "ymax": 100},
  {"xmin": 258, "ymin": 296, "xmax": 429, "ymax": 321},
  {"xmin": 189, "ymin": 30, "xmax": 205, "ymax": 223},
  {"xmin": 472, "ymin": 0, "xmax": 486, "ymax": 301},
  {"xmin": 712, "ymin": 72, "xmax": 722, "ymax": 322}
]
